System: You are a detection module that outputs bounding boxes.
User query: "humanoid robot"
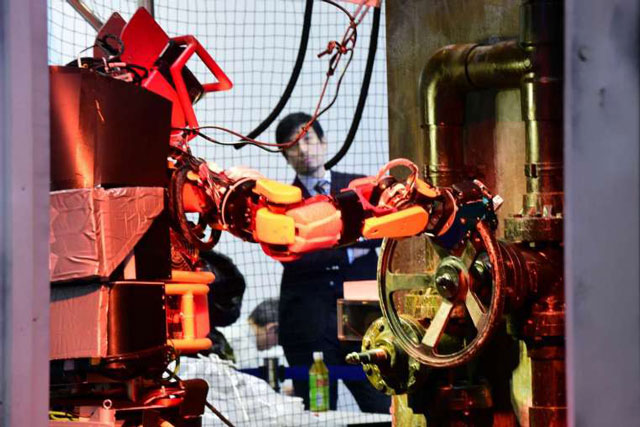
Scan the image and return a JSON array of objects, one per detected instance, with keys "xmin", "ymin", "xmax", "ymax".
[{"xmin": 50, "ymin": 8, "xmax": 502, "ymax": 426}]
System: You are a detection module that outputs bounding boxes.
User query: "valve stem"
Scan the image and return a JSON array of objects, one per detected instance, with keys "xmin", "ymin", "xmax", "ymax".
[{"xmin": 345, "ymin": 348, "xmax": 389, "ymax": 365}]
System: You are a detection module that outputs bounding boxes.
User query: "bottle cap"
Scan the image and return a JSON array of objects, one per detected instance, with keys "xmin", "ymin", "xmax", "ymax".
[{"xmin": 313, "ymin": 351, "xmax": 323, "ymax": 361}]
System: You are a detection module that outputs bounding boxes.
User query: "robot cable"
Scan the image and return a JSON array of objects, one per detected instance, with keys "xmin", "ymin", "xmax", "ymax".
[{"xmin": 186, "ymin": 0, "xmax": 370, "ymax": 153}]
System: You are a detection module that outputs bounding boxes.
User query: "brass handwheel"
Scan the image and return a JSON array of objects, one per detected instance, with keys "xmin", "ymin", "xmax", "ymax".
[{"xmin": 378, "ymin": 221, "xmax": 505, "ymax": 368}]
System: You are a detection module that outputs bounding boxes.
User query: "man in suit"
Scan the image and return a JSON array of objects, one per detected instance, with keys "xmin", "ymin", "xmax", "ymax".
[{"xmin": 275, "ymin": 112, "xmax": 390, "ymax": 413}]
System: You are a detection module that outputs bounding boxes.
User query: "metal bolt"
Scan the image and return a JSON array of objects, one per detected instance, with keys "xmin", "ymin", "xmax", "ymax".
[
  {"xmin": 435, "ymin": 266, "xmax": 460, "ymax": 300},
  {"xmin": 470, "ymin": 260, "xmax": 491, "ymax": 285}
]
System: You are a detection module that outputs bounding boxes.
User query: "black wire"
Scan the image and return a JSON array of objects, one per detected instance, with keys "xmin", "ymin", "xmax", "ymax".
[
  {"xmin": 315, "ymin": 48, "xmax": 355, "ymax": 119},
  {"xmin": 225, "ymin": 0, "xmax": 363, "ymax": 153},
  {"xmin": 204, "ymin": 401, "xmax": 235, "ymax": 427},
  {"xmin": 126, "ymin": 63, "xmax": 149, "ymax": 84},
  {"xmin": 234, "ymin": 0, "xmax": 314, "ymax": 149},
  {"xmin": 321, "ymin": 0, "xmax": 355, "ymax": 21},
  {"xmin": 92, "ymin": 62, "xmax": 148, "ymax": 85},
  {"xmin": 96, "ymin": 33, "xmax": 125, "ymax": 57},
  {"xmin": 176, "ymin": 127, "xmax": 283, "ymax": 153},
  {"xmin": 179, "ymin": 48, "xmax": 344, "ymax": 157},
  {"xmin": 169, "ymin": 371, "xmax": 235, "ymax": 427},
  {"xmin": 325, "ymin": 4, "xmax": 381, "ymax": 170},
  {"xmin": 189, "ymin": 44, "xmax": 353, "ymax": 154}
]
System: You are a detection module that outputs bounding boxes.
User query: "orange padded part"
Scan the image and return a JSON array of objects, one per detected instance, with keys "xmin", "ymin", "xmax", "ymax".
[
  {"xmin": 166, "ymin": 270, "xmax": 212, "ymax": 353},
  {"xmin": 255, "ymin": 208, "xmax": 296, "ymax": 245},
  {"xmin": 415, "ymin": 178, "xmax": 439, "ymax": 198},
  {"xmin": 169, "ymin": 270, "xmax": 215, "ymax": 284},
  {"xmin": 286, "ymin": 202, "xmax": 340, "ymax": 232},
  {"xmin": 165, "ymin": 284, "xmax": 210, "ymax": 295},
  {"xmin": 286, "ymin": 201, "xmax": 342, "ymax": 253},
  {"xmin": 363, "ymin": 206, "xmax": 429, "ymax": 239},
  {"xmin": 254, "ymin": 179, "xmax": 303, "ymax": 204},
  {"xmin": 170, "ymin": 338, "xmax": 212, "ymax": 352}
]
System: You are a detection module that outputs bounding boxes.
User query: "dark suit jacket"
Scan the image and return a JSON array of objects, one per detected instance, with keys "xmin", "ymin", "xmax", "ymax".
[{"xmin": 278, "ymin": 171, "xmax": 379, "ymax": 347}]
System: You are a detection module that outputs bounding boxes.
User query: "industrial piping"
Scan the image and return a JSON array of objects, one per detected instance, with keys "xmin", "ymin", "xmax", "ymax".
[
  {"xmin": 418, "ymin": 1, "xmax": 566, "ymax": 425},
  {"xmin": 420, "ymin": 0, "xmax": 564, "ymax": 244},
  {"xmin": 419, "ymin": 41, "xmax": 530, "ymax": 187}
]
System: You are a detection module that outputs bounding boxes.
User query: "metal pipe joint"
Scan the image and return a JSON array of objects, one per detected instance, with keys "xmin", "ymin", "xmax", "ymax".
[{"xmin": 420, "ymin": 41, "xmax": 530, "ymax": 187}]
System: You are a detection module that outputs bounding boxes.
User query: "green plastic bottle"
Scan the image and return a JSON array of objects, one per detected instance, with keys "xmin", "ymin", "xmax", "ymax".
[{"xmin": 309, "ymin": 351, "xmax": 329, "ymax": 412}]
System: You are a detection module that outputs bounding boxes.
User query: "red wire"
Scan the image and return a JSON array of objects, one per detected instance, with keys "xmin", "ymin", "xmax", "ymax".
[{"xmin": 189, "ymin": 0, "xmax": 371, "ymax": 153}]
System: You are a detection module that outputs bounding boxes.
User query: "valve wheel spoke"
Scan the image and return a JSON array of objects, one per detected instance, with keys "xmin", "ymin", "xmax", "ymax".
[
  {"xmin": 427, "ymin": 238, "xmax": 449, "ymax": 264},
  {"xmin": 421, "ymin": 299, "xmax": 453, "ymax": 348},
  {"xmin": 465, "ymin": 290, "xmax": 487, "ymax": 330},
  {"xmin": 386, "ymin": 272, "xmax": 434, "ymax": 293},
  {"xmin": 460, "ymin": 240, "xmax": 478, "ymax": 269},
  {"xmin": 379, "ymin": 221, "xmax": 505, "ymax": 368}
]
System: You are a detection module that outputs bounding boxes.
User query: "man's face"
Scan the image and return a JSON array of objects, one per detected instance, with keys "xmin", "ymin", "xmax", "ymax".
[
  {"xmin": 249, "ymin": 320, "xmax": 278, "ymax": 351},
  {"xmin": 284, "ymin": 126, "xmax": 328, "ymax": 176}
]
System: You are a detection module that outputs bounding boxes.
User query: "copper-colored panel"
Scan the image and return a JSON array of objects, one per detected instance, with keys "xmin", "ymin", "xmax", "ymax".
[{"xmin": 50, "ymin": 66, "xmax": 171, "ymax": 190}]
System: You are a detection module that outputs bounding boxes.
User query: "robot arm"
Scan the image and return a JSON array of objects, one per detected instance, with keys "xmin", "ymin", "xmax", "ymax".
[
  {"xmin": 95, "ymin": 9, "xmax": 497, "ymax": 260},
  {"xmin": 243, "ymin": 159, "xmax": 436, "ymax": 261},
  {"xmin": 174, "ymin": 156, "xmax": 498, "ymax": 261}
]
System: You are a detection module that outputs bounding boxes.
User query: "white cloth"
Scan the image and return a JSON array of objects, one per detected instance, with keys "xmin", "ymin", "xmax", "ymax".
[
  {"xmin": 179, "ymin": 354, "xmax": 391, "ymax": 426},
  {"xmin": 223, "ymin": 326, "xmax": 287, "ymax": 370},
  {"xmin": 179, "ymin": 353, "xmax": 310, "ymax": 427}
]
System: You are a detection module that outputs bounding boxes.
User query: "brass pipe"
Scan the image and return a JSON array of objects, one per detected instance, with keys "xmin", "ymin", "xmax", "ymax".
[
  {"xmin": 415, "ymin": 2, "xmax": 566, "ymax": 425},
  {"xmin": 418, "ymin": 1, "xmax": 563, "ymax": 239},
  {"xmin": 420, "ymin": 44, "xmax": 473, "ymax": 187},
  {"xmin": 505, "ymin": 0, "xmax": 564, "ymax": 241},
  {"xmin": 520, "ymin": 0, "xmax": 564, "ymax": 216},
  {"xmin": 466, "ymin": 41, "xmax": 532, "ymax": 89},
  {"xmin": 420, "ymin": 41, "xmax": 530, "ymax": 186},
  {"xmin": 518, "ymin": 3, "xmax": 566, "ymax": 423}
]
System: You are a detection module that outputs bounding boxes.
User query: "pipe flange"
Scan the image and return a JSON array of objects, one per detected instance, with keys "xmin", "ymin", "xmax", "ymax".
[
  {"xmin": 435, "ymin": 382, "xmax": 494, "ymax": 412},
  {"xmin": 359, "ymin": 317, "xmax": 428, "ymax": 395},
  {"xmin": 523, "ymin": 309, "xmax": 565, "ymax": 338}
]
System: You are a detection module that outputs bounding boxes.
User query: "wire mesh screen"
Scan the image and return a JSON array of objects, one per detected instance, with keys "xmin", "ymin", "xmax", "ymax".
[{"xmin": 48, "ymin": 0, "xmax": 390, "ymax": 424}]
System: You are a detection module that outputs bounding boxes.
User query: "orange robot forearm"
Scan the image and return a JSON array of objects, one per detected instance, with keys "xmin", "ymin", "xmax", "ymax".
[{"xmin": 241, "ymin": 160, "xmax": 445, "ymax": 261}]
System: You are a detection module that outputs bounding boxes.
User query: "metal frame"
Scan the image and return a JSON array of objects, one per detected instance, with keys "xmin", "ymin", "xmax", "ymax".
[
  {"xmin": 66, "ymin": 0, "xmax": 103, "ymax": 30},
  {"xmin": 0, "ymin": 0, "xmax": 50, "ymax": 424},
  {"xmin": 66, "ymin": 1, "xmax": 154, "ymax": 31},
  {"xmin": 565, "ymin": 0, "xmax": 640, "ymax": 425}
]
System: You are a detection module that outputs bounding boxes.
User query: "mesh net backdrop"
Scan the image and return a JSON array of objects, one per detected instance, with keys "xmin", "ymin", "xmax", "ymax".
[{"xmin": 48, "ymin": 0, "xmax": 390, "ymax": 424}]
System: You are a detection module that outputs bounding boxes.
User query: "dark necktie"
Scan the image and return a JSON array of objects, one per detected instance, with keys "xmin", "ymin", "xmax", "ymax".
[{"xmin": 314, "ymin": 179, "xmax": 330, "ymax": 195}]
